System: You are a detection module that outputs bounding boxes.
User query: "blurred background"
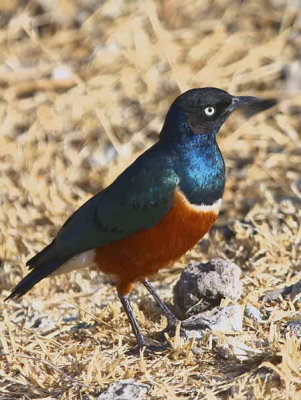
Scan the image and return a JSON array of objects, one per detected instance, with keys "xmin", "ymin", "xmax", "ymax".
[{"xmin": 0, "ymin": 1, "xmax": 301, "ymax": 399}]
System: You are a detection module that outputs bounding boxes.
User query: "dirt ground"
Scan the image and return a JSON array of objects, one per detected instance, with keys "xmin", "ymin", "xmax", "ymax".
[{"xmin": 0, "ymin": 0, "xmax": 301, "ymax": 399}]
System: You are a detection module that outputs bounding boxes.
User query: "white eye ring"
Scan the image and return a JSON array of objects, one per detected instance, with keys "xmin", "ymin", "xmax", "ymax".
[{"xmin": 204, "ymin": 106, "xmax": 215, "ymax": 116}]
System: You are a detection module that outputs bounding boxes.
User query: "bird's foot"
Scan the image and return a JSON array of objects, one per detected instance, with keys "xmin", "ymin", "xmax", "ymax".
[
  {"xmin": 126, "ymin": 341, "xmax": 169, "ymax": 355},
  {"xmin": 159, "ymin": 317, "xmax": 212, "ymax": 342},
  {"xmin": 181, "ymin": 318, "xmax": 211, "ymax": 331}
]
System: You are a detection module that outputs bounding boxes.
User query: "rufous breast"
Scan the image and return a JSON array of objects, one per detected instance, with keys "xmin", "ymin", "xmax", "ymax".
[{"xmin": 94, "ymin": 189, "xmax": 221, "ymax": 294}]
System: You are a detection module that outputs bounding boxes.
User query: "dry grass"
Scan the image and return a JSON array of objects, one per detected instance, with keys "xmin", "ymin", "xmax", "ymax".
[{"xmin": 0, "ymin": 0, "xmax": 301, "ymax": 399}]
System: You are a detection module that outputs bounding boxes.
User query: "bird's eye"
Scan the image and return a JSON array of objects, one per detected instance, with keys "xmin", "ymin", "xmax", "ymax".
[{"xmin": 204, "ymin": 106, "xmax": 215, "ymax": 116}]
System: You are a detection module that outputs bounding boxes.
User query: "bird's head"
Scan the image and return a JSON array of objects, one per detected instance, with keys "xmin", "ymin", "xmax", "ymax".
[{"xmin": 160, "ymin": 87, "xmax": 261, "ymax": 144}]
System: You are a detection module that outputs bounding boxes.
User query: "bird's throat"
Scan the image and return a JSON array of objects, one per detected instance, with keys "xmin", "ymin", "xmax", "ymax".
[{"xmin": 174, "ymin": 136, "xmax": 225, "ymax": 206}]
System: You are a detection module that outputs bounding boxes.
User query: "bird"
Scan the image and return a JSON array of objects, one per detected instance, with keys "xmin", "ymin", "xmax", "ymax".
[{"xmin": 6, "ymin": 87, "xmax": 262, "ymax": 353}]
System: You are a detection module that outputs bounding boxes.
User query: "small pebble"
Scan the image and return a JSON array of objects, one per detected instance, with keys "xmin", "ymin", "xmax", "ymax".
[
  {"xmin": 52, "ymin": 65, "xmax": 73, "ymax": 81},
  {"xmin": 245, "ymin": 304, "xmax": 265, "ymax": 323},
  {"xmin": 287, "ymin": 320, "xmax": 301, "ymax": 338},
  {"xmin": 217, "ymin": 338, "xmax": 263, "ymax": 361},
  {"xmin": 96, "ymin": 379, "xmax": 150, "ymax": 400}
]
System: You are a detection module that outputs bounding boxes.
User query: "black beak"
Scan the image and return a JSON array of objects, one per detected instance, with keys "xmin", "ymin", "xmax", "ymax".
[{"xmin": 226, "ymin": 96, "xmax": 262, "ymax": 113}]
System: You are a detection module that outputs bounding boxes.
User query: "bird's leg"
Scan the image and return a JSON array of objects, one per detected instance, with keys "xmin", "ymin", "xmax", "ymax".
[
  {"xmin": 118, "ymin": 293, "xmax": 168, "ymax": 354},
  {"xmin": 141, "ymin": 278, "xmax": 179, "ymax": 328},
  {"xmin": 141, "ymin": 281, "xmax": 211, "ymax": 334},
  {"xmin": 118, "ymin": 293, "xmax": 145, "ymax": 348}
]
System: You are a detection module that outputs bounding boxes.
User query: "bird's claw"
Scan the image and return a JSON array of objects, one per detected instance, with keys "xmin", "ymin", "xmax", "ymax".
[
  {"xmin": 126, "ymin": 341, "xmax": 169, "ymax": 355},
  {"xmin": 159, "ymin": 318, "xmax": 212, "ymax": 342}
]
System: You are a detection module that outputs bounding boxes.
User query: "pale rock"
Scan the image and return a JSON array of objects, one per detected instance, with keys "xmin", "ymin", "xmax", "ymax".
[
  {"xmin": 181, "ymin": 305, "xmax": 244, "ymax": 339},
  {"xmin": 97, "ymin": 379, "xmax": 150, "ymax": 400},
  {"xmin": 174, "ymin": 258, "xmax": 242, "ymax": 318}
]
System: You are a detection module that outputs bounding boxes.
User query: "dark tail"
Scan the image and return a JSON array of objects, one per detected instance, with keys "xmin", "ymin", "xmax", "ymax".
[
  {"xmin": 6, "ymin": 239, "xmax": 69, "ymax": 301},
  {"xmin": 26, "ymin": 240, "xmax": 56, "ymax": 270},
  {"xmin": 5, "ymin": 257, "xmax": 67, "ymax": 301}
]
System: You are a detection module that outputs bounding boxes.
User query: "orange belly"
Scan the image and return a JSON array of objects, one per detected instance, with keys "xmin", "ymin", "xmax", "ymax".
[{"xmin": 95, "ymin": 190, "xmax": 218, "ymax": 294}]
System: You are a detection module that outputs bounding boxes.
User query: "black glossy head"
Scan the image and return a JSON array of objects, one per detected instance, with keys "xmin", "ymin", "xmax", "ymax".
[
  {"xmin": 178, "ymin": 87, "xmax": 260, "ymax": 135},
  {"xmin": 160, "ymin": 87, "xmax": 261, "ymax": 143}
]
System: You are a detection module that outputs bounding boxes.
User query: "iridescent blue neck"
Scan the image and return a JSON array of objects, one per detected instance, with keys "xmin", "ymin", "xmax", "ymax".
[{"xmin": 159, "ymin": 104, "xmax": 225, "ymax": 205}]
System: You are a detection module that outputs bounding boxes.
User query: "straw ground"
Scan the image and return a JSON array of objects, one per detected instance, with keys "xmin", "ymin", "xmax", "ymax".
[{"xmin": 0, "ymin": 1, "xmax": 300, "ymax": 399}]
